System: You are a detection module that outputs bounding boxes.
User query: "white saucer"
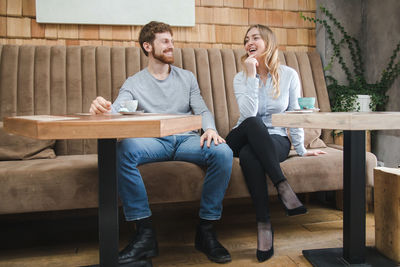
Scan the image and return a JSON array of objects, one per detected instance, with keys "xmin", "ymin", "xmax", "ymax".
[
  {"xmin": 285, "ymin": 108, "xmax": 320, "ymax": 113},
  {"xmin": 119, "ymin": 110, "xmax": 145, "ymax": 115}
]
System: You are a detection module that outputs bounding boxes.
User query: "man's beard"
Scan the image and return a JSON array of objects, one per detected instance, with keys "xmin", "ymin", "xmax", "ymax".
[{"xmin": 152, "ymin": 48, "xmax": 174, "ymax": 64}]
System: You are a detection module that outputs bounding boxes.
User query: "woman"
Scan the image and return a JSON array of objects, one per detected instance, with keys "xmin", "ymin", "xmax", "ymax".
[{"xmin": 225, "ymin": 25, "xmax": 326, "ymax": 262}]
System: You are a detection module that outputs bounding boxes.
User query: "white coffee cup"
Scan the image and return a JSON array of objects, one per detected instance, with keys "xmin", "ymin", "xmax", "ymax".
[{"xmin": 122, "ymin": 100, "xmax": 138, "ymax": 112}]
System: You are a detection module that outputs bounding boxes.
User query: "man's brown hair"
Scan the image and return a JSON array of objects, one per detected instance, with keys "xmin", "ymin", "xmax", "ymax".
[{"xmin": 139, "ymin": 21, "xmax": 173, "ymax": 56}]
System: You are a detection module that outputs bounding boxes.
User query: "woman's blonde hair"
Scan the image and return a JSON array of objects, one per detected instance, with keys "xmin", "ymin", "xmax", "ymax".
[{"xmin": 241, "ymin": 24, "xmax": 281, "ymax": 98}]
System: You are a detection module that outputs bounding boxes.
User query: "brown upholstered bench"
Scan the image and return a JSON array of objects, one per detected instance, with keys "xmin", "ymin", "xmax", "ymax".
[{"xmin": 0, "ymin": 45, "xmax": 377, "ymax": 214}]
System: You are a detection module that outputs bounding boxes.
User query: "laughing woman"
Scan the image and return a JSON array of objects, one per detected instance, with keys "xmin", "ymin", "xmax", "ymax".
[{"xmin": 225, "ymin": 24, "xmax": 326, "ymax": 262}]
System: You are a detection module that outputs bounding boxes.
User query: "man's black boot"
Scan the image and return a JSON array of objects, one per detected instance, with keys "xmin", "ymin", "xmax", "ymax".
[
  {"xmin": 194, "ymin": 222, "xmax": 231, "ymax": 263},
  {"xmin": 118, "ymin": 219, "xmax": 158, "ymax": 264}
]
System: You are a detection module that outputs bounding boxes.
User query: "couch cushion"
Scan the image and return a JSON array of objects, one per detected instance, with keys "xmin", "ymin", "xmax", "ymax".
[
  {"xmin": 227, "ymin": 147, "xmax": 346, "ymax": 197},
  {"xmin": 288, "ymin": 128, "xmax": 327, "ymax": 150},
  {"xmin": 0, "ymin": 154, "xmax": 98, "ymax": 214},
  {"xmin": 0, "ymin": 147, "xmax": 377, "ymax": 214},
  {"xmin": 281, "ymin": 147, "xmax": 344, "ymax": 192},
  {"xmin": 283, "ymin": 147, "xmax": 376, "ymax": 190},
  {"xmin": 138, "ymin": 161, "xmax": 207, "ymax": 203},
  {"xmin": 139, "ymin": 147, "xmax": 376, "ymax": 201},
  {"xmin": 0, "ymin": 122, "xmax": 56, "ymax": 160},
  {"xmin": 303, "ymin": 128, "xmax": 327, "ymax": 148}
]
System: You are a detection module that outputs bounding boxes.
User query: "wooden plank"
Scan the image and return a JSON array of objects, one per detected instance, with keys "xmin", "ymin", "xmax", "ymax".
[
  {"xmin": 0, "ymin": 0, "xmax": 6, "ymax": 15},
  {"xmin": 249, "ymin": 9, "xmax": 266, "ymax": 25},
  {"xmin": 229, "ymin": 8, "xmax": 248, "ymax": 25},
  {"xmin": 112, "ymin": 26, "xmax": 131, "ymax": 41},
  {"xmin": 283, "ymin": 11, "xmax": 299, "ymax": 27},
  {"xmin": 272, "ymin": 112, "xmax": 400, "ymax": 130},
  {"xmin": 199, "ymin": 24, "xmax": 216, "ymax": 43},
  {"xmin": 160, "ymin": 116, "xmax": 202, "ymax": 136},
  {"xmin": 0, "ymin": 17, "xmax": 6, "ymax": 37},
  {"xmin": 78, "ymin": 25, "xmax": 99, "ymax": 40},
  {"xmin": 266, "ymin": 10, "xmax": 283, "ymax": 27},
  {"xmin": 213, "ymin": 7, "xmax": 230, "ymax": 24},
  {"xmin": 272, "ymin": 27, "xmax": 287, "ymax": 45},
  {"xmin": 7, "ymin": 0, "xmax": 22, "ymax": 16},
  {"xmin": 223, "ymin": 0, "xmax": 243, "ymax": 8},
  {"xmin": 3, "ymin": 117, "xmax": 39, "ymax": 138},
  {"xmin": 195, "ymin": 6, "xmax": 214, "ymax": 24},
  {"xmin": 31, "ymin": 19, "xmax": 45, "ymax": 38},
  {"xmin": 22, "ymin": 0, "xmax": 35, "ymax": 17},
  {"xmin": 58, "ymin": 24, "xmax": 79, "ymax": 39},
  {"xmin": 44, "ymin": 24, "xmax": 57, "ymax": 39},
  {"xmin": 215, "ymin": 25, "xmax": 231, "ymax": 44},
  {"xmin": 6, "ymin": 17, "xmax": 30, "ymax": 38},
  {"xmin": 374, "ymin": 167, "xmax": 400, "ymax": 262},
  {"xmin": 201, "ymin": 0, "xmax": 223, "ymax": 7},
  {"xmin": 3, "ymin": 114, "xmax": 202, "ymax": 140},
  {"xmin": 284, "ymin": 0, "xmax": 299, "ymax": 11}
]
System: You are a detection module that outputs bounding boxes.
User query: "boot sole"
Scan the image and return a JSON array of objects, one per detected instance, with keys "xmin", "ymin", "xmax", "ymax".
[
  {"xmin": 119, "ymin": 249, "xmax": 158, "ymax": 264},
  {"xmin": 195, "ymin": 244, "xmax": 232, "ymax": 264}
]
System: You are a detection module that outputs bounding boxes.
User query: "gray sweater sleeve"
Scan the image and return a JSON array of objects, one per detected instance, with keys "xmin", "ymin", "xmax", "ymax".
[
  {"xmin": 110, "ymin": 78, "xmax": 134, "ymax": 114},
  {"xmin": 188, "ymin": 73, "xmax": 217, "ymax": 132}
]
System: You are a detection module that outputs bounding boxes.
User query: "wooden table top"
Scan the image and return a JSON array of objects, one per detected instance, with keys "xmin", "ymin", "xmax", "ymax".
[
  {"xmin": 272, "ymin": 112, "xmax": 400, "ymax": 130},
  {"xmin": 3, "ymin": 113, "xmax": 202, "ymax": 140}
]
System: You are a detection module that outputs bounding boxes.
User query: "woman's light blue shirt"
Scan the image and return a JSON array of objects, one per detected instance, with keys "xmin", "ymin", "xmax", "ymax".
[{"xmin": 233, "ymin": 65, "xmax": 307, "ymax": 156}]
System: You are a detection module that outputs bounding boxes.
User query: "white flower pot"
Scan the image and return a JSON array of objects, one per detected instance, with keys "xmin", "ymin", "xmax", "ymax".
[{"xmin": 355, "ymin": 94, "xmax": 372, "ymax": 112}]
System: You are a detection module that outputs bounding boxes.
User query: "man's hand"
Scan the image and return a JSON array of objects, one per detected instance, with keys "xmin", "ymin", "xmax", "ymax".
[
  {"xmin": 89, "ymin": 96, "xmax": 112, "ymax": 114},
  {"xmin": 303, "ymin": 150, "xmax": 327, "ymax": 157},
  {"xmin": 200, "ymin": 129, "xmax": 226, "ymax": 148}
]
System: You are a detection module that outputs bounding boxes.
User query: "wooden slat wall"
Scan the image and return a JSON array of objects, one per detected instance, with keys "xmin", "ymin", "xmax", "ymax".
[{"xmin": 0, "ymin": 0, "xmax": 316, "ymax": 52}]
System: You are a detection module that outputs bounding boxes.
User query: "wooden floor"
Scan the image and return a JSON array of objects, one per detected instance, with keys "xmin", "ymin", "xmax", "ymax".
[{"xmin": 0, "ymin": 197, "xmax": 376, "ymax": 267}]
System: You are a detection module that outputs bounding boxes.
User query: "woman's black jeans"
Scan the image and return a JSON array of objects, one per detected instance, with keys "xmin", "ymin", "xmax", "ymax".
[{"xmin": 226, "ymin": 117, "xmax": 291, "ymax": 222}]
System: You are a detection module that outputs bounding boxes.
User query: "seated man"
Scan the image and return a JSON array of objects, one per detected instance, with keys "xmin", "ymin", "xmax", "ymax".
[{"xmin": 89, "ymin": 21, "xmax": 233, "ymax": 264}]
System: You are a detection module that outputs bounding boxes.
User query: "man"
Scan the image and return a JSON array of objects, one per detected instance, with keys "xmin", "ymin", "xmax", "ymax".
[{"xmin": 90, "ymin": 21, "xmax": 233, "ymax": 264}]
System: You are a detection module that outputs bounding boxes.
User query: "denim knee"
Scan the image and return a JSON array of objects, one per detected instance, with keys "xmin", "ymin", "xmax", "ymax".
[
  {"xmin": 206, "ymin": 143, "xmax": 233, "ymax": 165},
  {"xmin": 117, "ymin": 139, "xmax": 141, "ymax": 165}
]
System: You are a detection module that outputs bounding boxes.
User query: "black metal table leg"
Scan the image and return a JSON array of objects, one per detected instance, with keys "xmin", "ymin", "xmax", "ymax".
[
  {"xmin": 343, "ymin": 130, "xmax": 366, "ymax": 263},
  {"xmin": 98, "ymin": 139, "xmax": 119, "ymax": 267},
  {"xmin": 302, "ymin": 131, "xmax": 398, "ymax": 267},
  {"xmin": 88, "ymin": 139, "xmax": 152, "ymax": 267}
]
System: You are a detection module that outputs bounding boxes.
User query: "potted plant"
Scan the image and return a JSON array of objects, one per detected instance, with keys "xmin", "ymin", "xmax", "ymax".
[
  {"xmin": 300, "ymin": 6, "xmax": 399, "ymax": 152},
  {"xmin": 300, "ymin": 6, "xmax": 400, "ymax": 113}
]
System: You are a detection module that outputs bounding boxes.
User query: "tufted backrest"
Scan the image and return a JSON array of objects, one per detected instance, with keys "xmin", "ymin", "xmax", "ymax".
[{"xmin": 0, "ymin": 45, "xmax": 333, "ymax": 155}]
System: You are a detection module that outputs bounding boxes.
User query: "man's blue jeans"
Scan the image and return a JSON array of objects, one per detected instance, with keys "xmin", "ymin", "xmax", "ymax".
[{"xmin": 117, "ymin": 134, "xmax": 233, "ymax": 221}]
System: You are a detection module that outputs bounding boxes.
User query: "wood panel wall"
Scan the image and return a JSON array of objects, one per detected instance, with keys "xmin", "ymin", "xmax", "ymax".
[{"xmin": 0, "ymin": 0, "xmax": 316, "ymax": 51}]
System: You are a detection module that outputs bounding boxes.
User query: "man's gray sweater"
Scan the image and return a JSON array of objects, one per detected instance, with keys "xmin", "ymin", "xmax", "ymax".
[{"xmin": 111, "ymin": 65, "xmax": 216, "ymax": 132}]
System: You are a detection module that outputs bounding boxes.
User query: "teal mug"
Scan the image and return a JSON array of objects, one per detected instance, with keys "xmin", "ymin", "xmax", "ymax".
[{"xmin": 298, "ymin": 97, "xmax": 315, "ymax": 110}]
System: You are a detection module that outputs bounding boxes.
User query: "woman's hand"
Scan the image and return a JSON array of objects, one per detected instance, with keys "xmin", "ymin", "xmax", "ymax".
[
  {"xmin": 303, "ymin": 150, "xmax": 327, "ymax": 157},
  {"xmin": 244, "ymin": 54, "xmax": 258, "ymax": 78}
]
